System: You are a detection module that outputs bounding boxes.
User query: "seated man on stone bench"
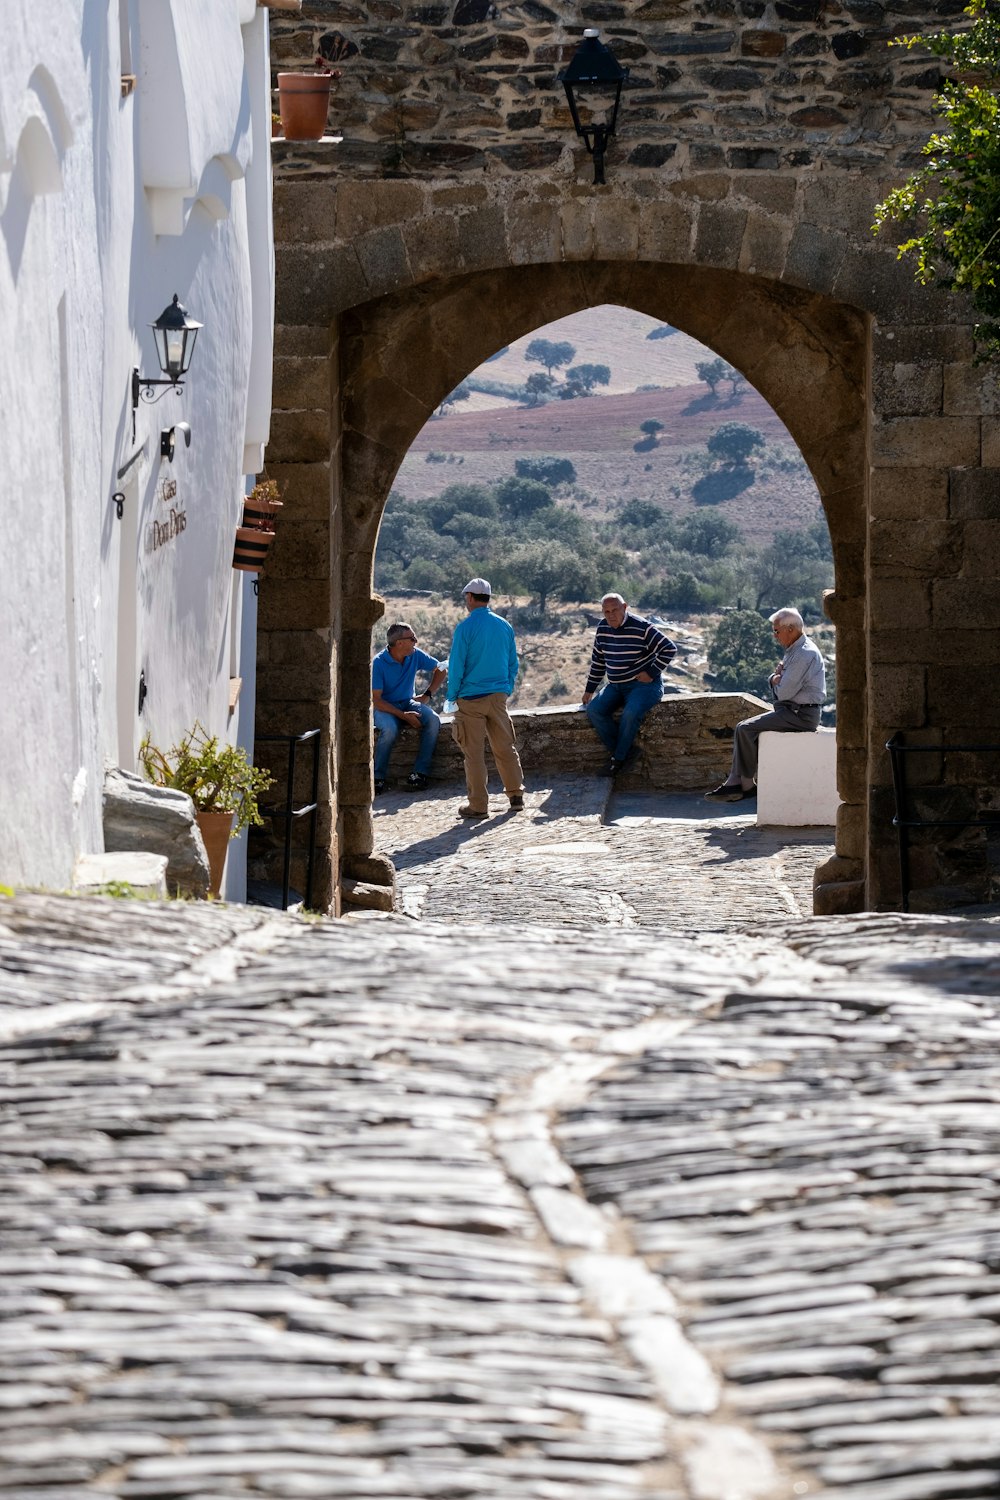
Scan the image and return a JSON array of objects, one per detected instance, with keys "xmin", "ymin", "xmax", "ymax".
[
  {"xmin": 705, "ymin": 607, "xmax": 826, "ymax": 804},
  {"xmin": 372, "ymin": 622, "xmax": 447, "ymax": 796}
]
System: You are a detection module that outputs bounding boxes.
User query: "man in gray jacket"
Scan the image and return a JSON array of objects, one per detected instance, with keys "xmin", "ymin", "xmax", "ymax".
[{"xmin": 705, "ymin": 608, "xmax": 826, "ymax": 803}]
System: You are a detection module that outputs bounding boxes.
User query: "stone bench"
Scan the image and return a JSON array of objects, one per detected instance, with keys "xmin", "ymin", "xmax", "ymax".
[{"xmin": 756, "ymin": 727, "xmax": 839, "ymax": 826}]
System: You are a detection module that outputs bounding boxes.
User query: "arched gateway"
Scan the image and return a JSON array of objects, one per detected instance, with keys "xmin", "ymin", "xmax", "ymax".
[{"xmin": 261, "ymin": 26, "xmax": 998, "ymax": 918}]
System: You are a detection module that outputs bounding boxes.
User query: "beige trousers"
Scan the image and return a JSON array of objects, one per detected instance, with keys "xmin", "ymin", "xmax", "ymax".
[{"xmin": 451, "ymin": 693, "xmax": 525, "ymax": 811}]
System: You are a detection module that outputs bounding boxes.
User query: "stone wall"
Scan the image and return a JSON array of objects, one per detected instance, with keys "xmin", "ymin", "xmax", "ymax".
[
  {"xmin": 269, "ymin": 1, "xmax": 952, "ymax": 180},
  {"xmin": 382, "ymin": 690, "xmax": 764, "ymax": 791}
]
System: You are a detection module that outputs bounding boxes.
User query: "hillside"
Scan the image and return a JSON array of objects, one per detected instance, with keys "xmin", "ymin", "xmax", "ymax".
[{"xmin": 395, "ymin": 382, "xmax": 821, "ymax": 548}]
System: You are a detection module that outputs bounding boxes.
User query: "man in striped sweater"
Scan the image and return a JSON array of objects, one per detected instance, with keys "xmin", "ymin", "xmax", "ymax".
[{"xmin": 582, "ymin": 594, "xmax": 677, "ymax": 776}]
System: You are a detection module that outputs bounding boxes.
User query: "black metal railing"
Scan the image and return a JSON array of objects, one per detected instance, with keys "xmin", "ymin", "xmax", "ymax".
[
  {"xmin": 886, "ymin": 733, "xmax": 1000, "ymax": 912},
  {"xmin": 255, "ymin": 729, "xmax": 321, "ymax": 910}
]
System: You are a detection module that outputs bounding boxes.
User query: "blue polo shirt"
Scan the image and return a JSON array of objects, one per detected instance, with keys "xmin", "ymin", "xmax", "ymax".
[{"xmin": 372, "ymin": 647, "xmax": 439, "ymax": 708}]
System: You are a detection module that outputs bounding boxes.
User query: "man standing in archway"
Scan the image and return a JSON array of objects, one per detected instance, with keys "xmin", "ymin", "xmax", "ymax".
[
  {"xmin": 447, "ymin": 578, "xmax": 525, "ymax": 820},
  {"xmin": 706, "ymin": 607, "xmax": 826, "ymax": 803},
  {"xmin": 582, "ymin": 594, "xmax": 677, "ymax": 776}
]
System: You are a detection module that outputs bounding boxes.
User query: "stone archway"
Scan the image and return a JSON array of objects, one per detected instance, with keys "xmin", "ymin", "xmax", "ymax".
[{"xmin": 261, "ymin": 175, "xmax": 979, "ymax": 916}]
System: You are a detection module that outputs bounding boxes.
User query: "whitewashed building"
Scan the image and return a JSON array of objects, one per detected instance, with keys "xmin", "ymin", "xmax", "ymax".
[{"xmin": 0, "ymin": 0, "xmax": 280, "ymax": 899}]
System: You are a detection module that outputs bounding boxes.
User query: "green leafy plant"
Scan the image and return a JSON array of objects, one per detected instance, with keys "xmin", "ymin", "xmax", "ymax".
[
  {"xmin": 139, "ymin": 724, "xmax": 273, "ymax": 836},
  {"xmin": 874, "ymin": 1, "xmax": 1000, "ymax": 360}
]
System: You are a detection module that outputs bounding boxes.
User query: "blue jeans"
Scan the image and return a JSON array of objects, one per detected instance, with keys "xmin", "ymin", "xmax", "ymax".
[
  {"xmin": 586, "ymin": 678, "xmax": 662, "ymax": 762},
  {"xmin": 374, "ymin": 701, "xmax": 440, "ymax": 780}
]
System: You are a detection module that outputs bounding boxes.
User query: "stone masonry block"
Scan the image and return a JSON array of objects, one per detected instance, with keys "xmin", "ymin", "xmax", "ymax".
[
  {"xmin": 871, "ymin": 417, "xmax": 979, "ymax": 470},
  {"xmin": 948, "ymin": 468, "xmax": 1000, "ymax": 520},
  {"xmin": 835, "ymin": 247, "xmax": 946, "ymax": 321},
  {"xmin": 263, "ymin": 463, "xmax": 332, "ymax": 522},
  {"xmin": 943, "ymin": 362, "xmax": 1000, "ymax": 416},
  {"xmin": 506, "ymin": 197, "xmax": 562, "ymax": 265},
  {"xmin": 932, "ymin": 578, "xmax": 1000, "ymax": 628},
  {"xmin": 782, "ymin": 222, "xmax": 846, "ymax": 295},
  {"xmin": 738, "ymin": 210, "xmax": 790, "ymax": 279},
  {"xmin": 593, "ymin": 198, "xmax": 641, "ymax": 260},
  {"xmin": 457, "ymin": 205, "xmax": 507, "ymax": 271},
  {"xmin": 837, "ymin": 746, "xmax": 867, "ymax": 804},
  {"xmin": 355, "ymin": 226, "xmax": 411, "ymax": 297},
  {"xmin": 869, "ymin": 577, "xmax": 932, "ymax": 632},
  {"xmin": 868, "ymin": 663, "xmax": 926, "ymax": 730},
  {"xmin": 272, "ymin": 180, "xmax": 338, "ymax": 245},
  {"xmin": 957, "ymin": 520, "xmax": 1000, "ymax": 579},
  {"xmin": 637, "ymin": 197, "xmax": 694, "ymax": 260},
  {"xmin": 694, "ymin": 202, "xmax": 748, "ymax": 269},
  {"xmin": 870, "ymin": 467, "xmax": 948, "ymax": 521},
  {"xmin": 265, "ymin": 521, "xmax": 332, "ymax": 583},
  {"xmin": 871, "ymin": 361, "xmax": 943, "ymax": 418},
  {"xmin": 870, "ymin": 520, "xmax": 962, "ymax": 578},
  {"xmin": 274, "ymin": 324, "xmax": 332, "ymax": 359},
  {"xmin": 341, "ymin": 805, "xmax": 375, "ymax": 861},
  {"xmin": 733, "ymin": 174, "xmax": 797, "ymax": 216},
  {"xmin": 836, "ymin": 798, "xmax": 864, "ymax": 862},
  {"xmin": 401, "ymin": 212, "xmax": 461, "ymax": 282},
  {"xmin": 559, "ymin": 197, "xmax": 595, "ymax": 260},
  {"xmin": 928, "ymin": 665, "xmax": 1000, "ymax": 728},
  {"xmin": 257, "ymin": 578, "xmax": 334, "ymax": 632},
  {"xmin": 266, "ymin": 409, "xmax": 331, "ymax": 466},
  {"xmin": 835, "ymin": 689, "xmax": 865, "ymax": 752},
  {"xmin": 272, "ymin": 357, "xmax": 331, "ymax": 412},
  {"xmin": 276, "ymin": 244, "xmax": 368, "ymax": 325},
  {"xmin": 872, "ymin": 323, "xmax": 973, "ymax": 365},
  {"xmin": 802, "ymin": 175, "xmax": 882, "ymax": 238},
  {"xmin": 334, "ymin": 180, "xmax": 425, "ymax": 241},
  {"xmin": 982, "ymin": 418, "xmax": 1000, "ymax": 468},
  {"xmin": 267, "ymin": 630, "xmax": 334, "ymax": 671}
]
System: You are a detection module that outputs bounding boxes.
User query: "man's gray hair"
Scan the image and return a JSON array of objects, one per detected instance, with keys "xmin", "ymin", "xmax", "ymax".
[
  {"xmin": 386, "ymin": 622, "xmax": 412, "ymax": 646},
  {"xmin": 601, "ymin": 592, "xmax": 626, "ymax": 606},
  {"xmin": 768, "ymin": 607, "xmax": 804, "ymax": 630}
]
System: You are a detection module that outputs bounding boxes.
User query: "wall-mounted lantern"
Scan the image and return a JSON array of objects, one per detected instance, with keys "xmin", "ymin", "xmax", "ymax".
[
  {"xmin": 160, "ymin": 422, "xmax": 191, "ymax": 463},
  {"xmin": 558, "ymin": 29, "xmax": 628, "ymax": 186},
  {"xmin": 132, "ymin": 294, "xmax": 203, "ymax": 413}
]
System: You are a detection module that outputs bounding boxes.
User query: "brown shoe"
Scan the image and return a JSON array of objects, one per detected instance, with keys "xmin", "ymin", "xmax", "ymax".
[{"xmin": 458, "ymin": 804, "xmax": 488, "ymax": 819}]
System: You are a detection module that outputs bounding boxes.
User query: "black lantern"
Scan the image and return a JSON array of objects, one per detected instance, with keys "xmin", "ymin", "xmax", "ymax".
[
  {"xmin": 558, "ymin": 29, "xmax": 628, "ymax": 186},
  {"xmin": 132, "ymin": 293, "xmax": 203, "ymax": 415}
]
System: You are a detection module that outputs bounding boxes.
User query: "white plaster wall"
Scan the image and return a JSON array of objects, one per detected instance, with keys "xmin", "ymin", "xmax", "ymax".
[{"xmin": 0, "ymin": 0, "xmax": 273, "ymax": 895}]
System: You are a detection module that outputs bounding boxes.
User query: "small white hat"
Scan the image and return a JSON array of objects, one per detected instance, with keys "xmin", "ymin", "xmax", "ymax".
[{"xmin": 462, "ymin": 577, "xmax": 491, "ymax": 596}]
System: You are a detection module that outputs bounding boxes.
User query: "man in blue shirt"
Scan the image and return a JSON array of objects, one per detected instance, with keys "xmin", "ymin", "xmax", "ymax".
[
  {"xmin": 583, "ymin": 593, "xmax": 677, "ymax": 776},
  {"xmin": 447, "ymin": 577, "xmax": 525, "ymax": 820},
  {"xmin": 706, "ymin": 607, "xmax": 826, "ymax": 803},
  {"xmin": 372, "ymin": 622, "xmax": 447, "ymax": 795}
]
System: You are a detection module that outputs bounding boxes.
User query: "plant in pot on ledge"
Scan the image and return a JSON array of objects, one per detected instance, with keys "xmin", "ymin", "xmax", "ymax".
[
  {"xmin": 234, "ymin": 477, "xmax": 283, "ymax": 573},
  {"xmin": 277, "ymin": 37, "xmax": 351, "ymax": 142},
  {"xmin": 139, "ymin": 725, "xmax": 273, "ymax": 898}
]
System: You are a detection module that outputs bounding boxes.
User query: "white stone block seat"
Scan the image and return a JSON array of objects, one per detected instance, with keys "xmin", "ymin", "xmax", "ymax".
[{"xmin": 756, "ymin": 727, "xmax": 839, "ymax": 827}]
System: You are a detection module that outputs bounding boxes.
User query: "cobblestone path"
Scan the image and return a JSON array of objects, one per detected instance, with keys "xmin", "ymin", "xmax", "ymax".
[
  {"xmin": 374, "ymin": 780, "xmax": 834, "ymax": 929},
  {"xmin": 1, "ymin": 789, "xmax": 999, "ymax": 1500}
]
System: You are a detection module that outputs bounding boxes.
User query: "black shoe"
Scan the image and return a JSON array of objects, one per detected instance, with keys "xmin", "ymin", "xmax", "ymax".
[
  {"xmin": 705, "ymin": 783, "xmax": 751, "ymax": 803},
  {"xmin": 406, "ymin": 772, "xmax": 429, "ymax": 791},
  {"xmin": 373, "ymin": 779, "xmax": 387, "ymax": 797},
  {"xmin": 599, "ymin": 759, "xmax": 622, "ymax": 778},
  {"xmin": 508, "ymin": 794, "xmax": 524, "ymax": 810}
]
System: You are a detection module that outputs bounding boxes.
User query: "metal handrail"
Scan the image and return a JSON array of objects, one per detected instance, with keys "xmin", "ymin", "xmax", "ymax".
[
  {"xmin": 885, "ymin": 733, "xmax": 1000, "ymax": 912},
  {"xmin": 255, "ymin": 729, "xmax": 321, "ymax": 910}
]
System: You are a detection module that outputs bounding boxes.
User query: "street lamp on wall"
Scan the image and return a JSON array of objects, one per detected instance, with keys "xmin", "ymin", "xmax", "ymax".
[
  {"xmin": 558, "ymin": 29, "xmax": 629, "ymax": 186},
  {"xmin": 131, "ymin": 293, "xmax": 203, "ymax": 413}
]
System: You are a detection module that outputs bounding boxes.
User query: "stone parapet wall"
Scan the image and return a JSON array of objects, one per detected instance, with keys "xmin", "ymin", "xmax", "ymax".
[
  {"xmin": 269, "ymin": 1, "xmax": 951, "ymax": 180},
  {"xmin": 382, "ymin": 691, "xmax": 764, "ymax": 792}
]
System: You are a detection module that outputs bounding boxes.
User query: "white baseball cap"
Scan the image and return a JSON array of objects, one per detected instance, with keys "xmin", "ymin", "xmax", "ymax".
[{"xmin": 462, "ymin": 577, "xmax": 491, "ymax": 596}]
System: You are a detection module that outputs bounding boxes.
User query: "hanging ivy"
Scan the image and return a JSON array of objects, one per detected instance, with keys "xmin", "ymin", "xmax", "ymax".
[{"xmin": 874, "ymin": 0, "xmax": 1000, "ymax": 360}]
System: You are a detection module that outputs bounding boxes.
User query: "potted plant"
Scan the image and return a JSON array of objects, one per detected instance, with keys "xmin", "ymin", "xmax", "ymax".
[
  {"xmin": 234, "ymin": 479, "xmax": 283, "ymax": 573},
  {"xmin": 277, "ymin": 42, "xmax": 349, "ymax": 141},
  {"xmin": 139, "ymin": 725, "xmax": 273, "ymax": 898}
]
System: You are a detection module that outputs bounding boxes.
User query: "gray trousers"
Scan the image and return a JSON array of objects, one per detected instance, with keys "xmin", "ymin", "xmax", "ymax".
[{"xmin": 731, "ymin": 702, "xmax": 822, "ymax": 783}]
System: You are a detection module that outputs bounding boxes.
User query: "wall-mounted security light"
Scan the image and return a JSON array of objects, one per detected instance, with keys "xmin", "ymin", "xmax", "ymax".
[
  {"xmin": 160, "ymin": 422, "xmax": 192, "ymax": 463},
  {"xmin": 557, "ymin": 29, "xmax": 628, "ymax": 186},
  {"xmin": 132, "ymin": 294, "xmax": 203, "ymax": 413}
]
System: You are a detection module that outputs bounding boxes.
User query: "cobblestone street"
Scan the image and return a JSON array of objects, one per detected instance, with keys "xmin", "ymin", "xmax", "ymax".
[{"xmin": 1, "ymin": 782, "xmax": 999, "ymax": 1499}]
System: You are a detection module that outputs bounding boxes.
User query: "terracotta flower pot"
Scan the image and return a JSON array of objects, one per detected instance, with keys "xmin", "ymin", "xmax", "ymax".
[
  {"xmin": 196, "ymin": 809, "xmax": 234, "ymax": 899},
  {"xmin": 243, "ymin": 494, "xmax": 283, "ymax": 528},
  {"xmin": 233, "ymin": 525, "xmax": 274, "ymax": 572},
  {"xmin": 277, "ymin": 73, "xmax": 332, "ymax": 141}
]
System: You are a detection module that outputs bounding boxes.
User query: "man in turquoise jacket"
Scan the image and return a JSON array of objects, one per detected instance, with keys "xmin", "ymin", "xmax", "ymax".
[{"xmin": 447, "ymin": 577, "xmax": 525, "ymax": 819}]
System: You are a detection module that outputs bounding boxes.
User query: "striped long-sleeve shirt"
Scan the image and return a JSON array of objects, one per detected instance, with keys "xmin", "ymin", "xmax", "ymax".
[{"xmin": 585, "ymin": 611, "xmax": 677, "ymax": 694}]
